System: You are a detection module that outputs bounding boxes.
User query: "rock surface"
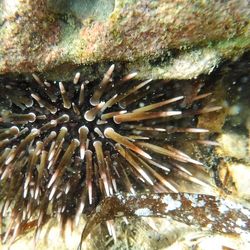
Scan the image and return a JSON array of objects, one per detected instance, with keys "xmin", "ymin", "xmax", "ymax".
[{"xmin": 0, "ymin": 0, "xmax": 249, "ymax": 80}]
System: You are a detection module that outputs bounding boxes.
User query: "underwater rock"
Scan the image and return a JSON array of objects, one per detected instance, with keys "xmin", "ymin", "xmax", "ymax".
[
  {"xmin": 227, "ymin": 163, "xmax": 250, "ymax": 200},
  {"xmin": 217, "ymin": 133, "xmax": 248, "ymax": 159},
  {"xmin": 0, "ymin": 0, "xmax": 249, "ymax": 80},
  {"xmin": 47, "ymin": 0, "xmax": 115, "ymax": 21}
]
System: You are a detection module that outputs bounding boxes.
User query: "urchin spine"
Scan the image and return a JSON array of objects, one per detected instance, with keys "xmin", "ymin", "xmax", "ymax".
[{"xmin": 0, "ymin": 64, "xmax": 221, "ymax": 242}]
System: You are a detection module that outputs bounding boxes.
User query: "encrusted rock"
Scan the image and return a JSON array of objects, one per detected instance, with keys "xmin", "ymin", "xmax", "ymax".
[{"xmin": 0, "ymin": 0, "xmax": 249, "ymax": 80}]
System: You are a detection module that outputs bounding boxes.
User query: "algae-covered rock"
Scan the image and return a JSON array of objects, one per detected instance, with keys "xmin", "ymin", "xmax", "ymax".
[
  {"xmin": 0, "ymin": 0, "xmax": 249, "ymax": 80},
  {"xmin": 47, "ymin": 0, "xmax": 115, "ymax": 21}
]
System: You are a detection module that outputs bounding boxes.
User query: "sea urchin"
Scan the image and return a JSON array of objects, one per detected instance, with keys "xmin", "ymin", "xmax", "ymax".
[{"xmin": 0, "ymin": 65, "xmax": 221, "ymax": 243}]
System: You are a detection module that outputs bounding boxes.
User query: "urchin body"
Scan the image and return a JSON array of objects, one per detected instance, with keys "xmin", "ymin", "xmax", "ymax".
[{"xmin": 0, "ymin": 65, "xmax": 220, "ymax": 242}]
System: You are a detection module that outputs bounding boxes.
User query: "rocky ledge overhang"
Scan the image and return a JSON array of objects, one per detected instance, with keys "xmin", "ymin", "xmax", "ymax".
[{"xmin": 0, "ymin": 0, "xmax": 249, "ymax": 80}]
